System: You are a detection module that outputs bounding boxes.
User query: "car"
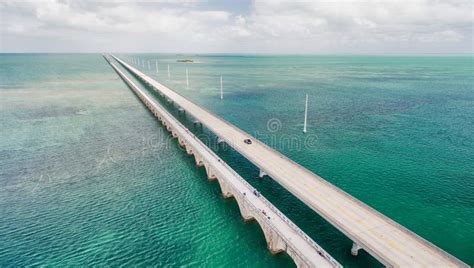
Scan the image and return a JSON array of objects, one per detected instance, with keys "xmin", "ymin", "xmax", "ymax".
[{"xmin": 244, "ymin": 139, "xmax": 252, "ymax": 144}]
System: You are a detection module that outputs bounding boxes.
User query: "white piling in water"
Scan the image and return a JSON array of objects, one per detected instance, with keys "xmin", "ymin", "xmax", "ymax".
[
  {"xmin": 156, "ymin": 60, "xmax": 159, "ymax": 73},
  {"xmin": 303, "ymin": 94, "xmax": 308, "ymax": 134},
  {"xmin": 186, "ymin": 68, "xmax": 189, "ymax": 88},
  {"xmin": 167, "ymin": 64, "xmax": 170, "ymax": 79},
  {"xmin": 220, "ymin": 76, "xmax": 223, "ymax": 100}
]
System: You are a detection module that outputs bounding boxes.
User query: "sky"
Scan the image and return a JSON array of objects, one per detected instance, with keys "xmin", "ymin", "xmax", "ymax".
[{"xmin": 1, "ymin": 0, "xmax": 473, "ymax": 54}]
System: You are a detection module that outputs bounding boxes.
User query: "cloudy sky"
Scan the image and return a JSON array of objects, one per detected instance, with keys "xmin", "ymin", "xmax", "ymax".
[{"xmin": 1, "ymin": 0, "xmax": 473, "ymax": 54}]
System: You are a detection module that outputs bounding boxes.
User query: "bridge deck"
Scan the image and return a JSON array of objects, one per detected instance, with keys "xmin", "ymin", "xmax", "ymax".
[{"xmin": 113, "ymin": 55, "xmax": 467, "ymax": 267}]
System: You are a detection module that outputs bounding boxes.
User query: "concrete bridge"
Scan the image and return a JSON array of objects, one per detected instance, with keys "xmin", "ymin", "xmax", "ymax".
[
  {"xmin": 104, "ymin": 55, "xmax": 341, "ymax": 268},
  {"xmin": 109, "ymin": 55, "xmax": 467, "ymax": 267}
]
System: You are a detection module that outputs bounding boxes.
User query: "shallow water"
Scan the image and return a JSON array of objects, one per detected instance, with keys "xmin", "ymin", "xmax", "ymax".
[{"xmin": 0, "ymin": 54, "xmax": 472, "ymax": 267}]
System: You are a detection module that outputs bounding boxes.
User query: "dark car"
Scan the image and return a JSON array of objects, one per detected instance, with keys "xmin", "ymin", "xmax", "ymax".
[{"xmin": 244, "ymin": 139, "xmax": 252, "ymax": 144}]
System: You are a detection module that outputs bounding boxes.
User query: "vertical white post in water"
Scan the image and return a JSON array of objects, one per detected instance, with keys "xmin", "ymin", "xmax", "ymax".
[
  {"xmin": 303, "ymin": 94, "xmax": 308, "ymax": 134},
  {"xmin": 167, "ymin": 64, "xmax": 170, "ymax": 79},
  {"xmin": 156, "ymin": 60, "xmax": 159, "ymax": 73},
  {"xmin": 220, "ymin": 76, "xmax": 223, "ymax": 100},
  {"xmin": 186, "ymin": 68, "xmax": 189, "ymax": 88}
]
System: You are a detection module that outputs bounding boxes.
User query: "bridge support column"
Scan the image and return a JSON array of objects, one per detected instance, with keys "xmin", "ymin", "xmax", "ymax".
[
  {"xmin": 262, "ymin": 226, "xmax": 286, "ymax": 254},
  {"xmin": 186, "ymin": 145, "xmax": 193, "ymax": 155},
  {"xmin": 234, "ymin": 195, "xmax": 254, "ymax": 221},
  {"xmin": 259, "ymin": 169, "xmax": 268, "ymax": 178},
  {"xmin": 351, "ymin": 242, "xmax": 362, "ymax": 256},
  {"xmin": 217, "ymin": 137, "xmax": 225, "ymax": 144},
  {"xmin": 285, "ymin": 248, "xmax": 306, "ymax": 268},
  {"xmin": 216, "ymin": 177, "xmax": 233, "ymax": 199},
  {"xmin": 185, "ymin": 146, "xmax": 194, "ymax": 155},
  {"xmin": 204, "ymin": 164, "xmax": 217, "ymax": 180},
  {"xmin": 194, "ymin": 155, "xmax": 204, "ymax": 167}
]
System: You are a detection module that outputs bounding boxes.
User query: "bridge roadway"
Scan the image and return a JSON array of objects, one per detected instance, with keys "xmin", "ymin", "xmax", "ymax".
[
  {"xmin": 112, "ymin": 55, "xmax": 467, "ymax": 267},
  {"xmin": 104, "ymin": 55, "xmax": 340, "ymax": 267}
]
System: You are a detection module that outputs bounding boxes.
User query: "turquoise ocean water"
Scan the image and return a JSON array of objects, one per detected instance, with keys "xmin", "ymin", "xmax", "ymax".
[{"xmin": 0, "ymin": 54, "xmax": 472, "ymax": 267}]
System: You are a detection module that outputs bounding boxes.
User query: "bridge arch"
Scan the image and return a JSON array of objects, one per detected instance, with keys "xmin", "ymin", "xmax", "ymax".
[
  {"xmin": 194, "ymin": 155, "xmax": 204, "ymax": 167},
  {"xmin": 214, "ymin": 176, "xmax": 233, "ymax": 198},
  {"xmin": 233, "ymin": 193, "xmax": 254, "ymax": 221},
  {"xmin": 251, "ymin": 211, "xmax": 286, "ymax": 254}
]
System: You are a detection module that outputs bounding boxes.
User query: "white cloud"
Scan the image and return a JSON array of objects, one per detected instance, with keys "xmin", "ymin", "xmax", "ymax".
[{"xmin": 0, "ymin": 0, "xmax": 472, "ymax": 53}]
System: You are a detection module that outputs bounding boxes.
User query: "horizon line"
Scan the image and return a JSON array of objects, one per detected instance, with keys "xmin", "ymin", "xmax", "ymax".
[{"xmin": 1, "ymin": 52, "xmax": 473, "ymax": 56}]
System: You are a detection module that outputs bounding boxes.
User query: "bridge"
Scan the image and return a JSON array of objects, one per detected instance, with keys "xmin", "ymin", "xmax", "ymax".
[
  {"xmin": 104, "ymin": 55, "xmax": 341, "ymax": 267},
  {"xmin": 109, "ymin": 55, "xmax": 467, "ymax": 267}
]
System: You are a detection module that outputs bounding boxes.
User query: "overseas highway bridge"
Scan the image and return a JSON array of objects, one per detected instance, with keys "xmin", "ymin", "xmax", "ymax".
[{"xmin": 105, "ymin": 54, "xmax": 467, "ymax": 267}]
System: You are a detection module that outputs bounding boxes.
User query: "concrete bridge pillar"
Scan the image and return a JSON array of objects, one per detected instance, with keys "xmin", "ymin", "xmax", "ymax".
[
  {"xmin": 261, "ymin": 223, "xmax": 286, "ymax": 254},
  {"xmin": 178, "ymin": 137, "xmax": 186, "ymax": 147},
  {"xmin": 234, "ymin": 195, "xmax": 254, "ymax": 221},
  {"xmin": 351, "ymin": 242, "xmax": 362, "ymax": 256},
  {"xmin": 216, "ymin": 177, "xmax": 233, "ymax": 198},
  {"xmin": 185, "ymin": 146, "xmax": 194, "ymax": 155},
  {"xmin": 204, "ymin": 164, "xmax": 217, "ymax": 180},
  {"xmin": 194, "ymin": 155, "xmax": 204, "ymax": 167},
  {"xmin": 259, "ymin": 169, "xmax": 268, "ymax": 178},
  {"xmin": 285, "ymin": 248, "xmax": 308, "ymax": 268}
]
